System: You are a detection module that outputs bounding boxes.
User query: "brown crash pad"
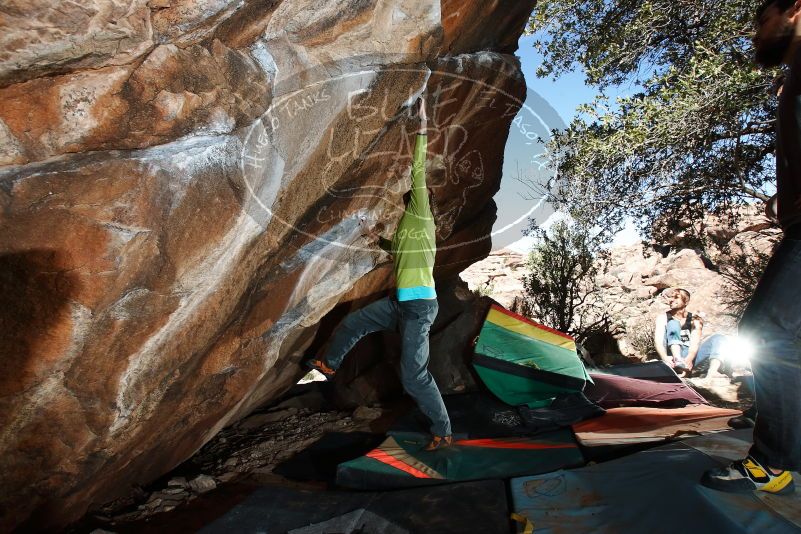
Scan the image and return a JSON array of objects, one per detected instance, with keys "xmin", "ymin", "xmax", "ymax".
[
  {"xmin": 572, "ymin": 405, "xmax": 741, "ymax": 447},
  {"xmin": 585, "ymin": 372, "xmax": 707, "ymax": 408}
]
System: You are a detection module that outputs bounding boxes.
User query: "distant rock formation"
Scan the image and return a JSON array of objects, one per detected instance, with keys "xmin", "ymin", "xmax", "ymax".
[
  {"xmin": 462, "ymin": 209, "xmax": 780, "ymax": 360},
  {"xmin": 460, "ymin": 248, "xmax": 526, "ymax": 307},
  {"xmin": 0, "ymin": 0, "xmax": 537, "ymax": 530}
]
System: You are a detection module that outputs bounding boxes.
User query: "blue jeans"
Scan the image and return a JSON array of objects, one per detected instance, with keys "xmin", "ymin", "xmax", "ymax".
[
  {"xmin": 739, "ymin": 237, "xmax": 801, "ymax": 471},
  {"xmin": 665, "ymin": 326, "xmax": 726, "ymax": 370},
  {"xmin": 323, "ymin": 295, "xmax": 452, "ymax": 436},
  {"xmin": 695, "ymin": 333, "xmax": 727, "ymax": 370},
  {"xmin": 665, "ymin": 319, "xmax": 690, "ymax": 367}
]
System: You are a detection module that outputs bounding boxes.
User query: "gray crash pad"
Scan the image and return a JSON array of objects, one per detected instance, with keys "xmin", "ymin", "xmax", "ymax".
[
  {"xmin": 200, "ymin": 479, "xmax": 510, "ymax": 533},
  {"xmin": 511, "ymin": 430, "xmax": 801, "ymax": 533}
]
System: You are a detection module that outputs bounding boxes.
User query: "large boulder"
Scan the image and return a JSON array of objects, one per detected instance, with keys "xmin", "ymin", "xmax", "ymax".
[{"xmin": 0, "ymin": 0, "xmax": 537, "ymax": 530}]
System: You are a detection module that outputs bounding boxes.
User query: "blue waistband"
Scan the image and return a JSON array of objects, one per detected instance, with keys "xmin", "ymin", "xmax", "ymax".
[{"xmin": 396, "ymin": 286, "xmax": 437, "ymax": 301}]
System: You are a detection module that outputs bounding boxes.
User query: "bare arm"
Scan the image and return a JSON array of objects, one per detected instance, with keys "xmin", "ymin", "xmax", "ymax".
[
  {"xmin": 766, "ymin": 194, "xmax": 778, "ymax": 223},
  {"xmin": 685, "ymin": 316, "xmax": 704, "ymax": 369},
  {"xmin": 418, "ymin": 97, "xmax": 427, "ymax": 134},
  {"xmin": 654, "ymin": 314, "xmax": 669, "ymax": 363}
]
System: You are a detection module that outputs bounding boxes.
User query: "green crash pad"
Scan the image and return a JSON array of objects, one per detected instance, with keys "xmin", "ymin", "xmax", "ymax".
[
  {"xmin": 473, "ymin": 305, "xmax": 591, "ymax": 408},
  {"xmin": 336, "ymin": 428, "xmax": 584, "ymax": 490}
]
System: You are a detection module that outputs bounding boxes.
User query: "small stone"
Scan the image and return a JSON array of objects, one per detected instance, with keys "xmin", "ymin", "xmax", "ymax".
[
  {"xmin": 188, "ymin": 474, "xmax": 217, "ymax": 494},
  {"xmin": 167, "ymin": 476, "xmax": 187, "ymax": 488},
  {"xmin": 273, "ymin": 390, "xmax": 325, "ymax": 412},
  {"xmin": 114, "ymin": 511, "xmax": 142, "ymax": 521},
  {"xmin": 217, "ymin": 472, "xmax": 238, "ymax": 483},
  {"xmin": 616, "ymin": 271, "xmax": 636, "ymax": 285},
  {"xmin": 636, "ymin": 286, "xmax": 657, "ymax": 299},
  {"xmin": 238, "ymin": 409, "xmax": 295, "ymax": 429},
  {"xmin": 164, "ymin": 487, "xmax": 187, "ymax": 495},
  {"xmin": 352, "ymin": 406, "xmax": 382, "ymax": 421},
  {"xmin": 224, "ymin": 457, "xmax": 238, "ymax": 468}
]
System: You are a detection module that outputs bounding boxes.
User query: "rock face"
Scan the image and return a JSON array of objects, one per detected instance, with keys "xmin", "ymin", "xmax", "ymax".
[
  {"xmin": 0, "ymin": 1, "xmax": 536, "ymax": 530},
  {"xmin": 460, "ymin": 248, "xmax": 526, "ymax": 307}
]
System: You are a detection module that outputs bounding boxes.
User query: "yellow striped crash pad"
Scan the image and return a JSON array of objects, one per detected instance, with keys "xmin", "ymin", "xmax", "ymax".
[
  {"xmin": 473, "ymin": 305, "xmax": 592, "ymax": 408},
  {"xmin": 336, "ymin": 429, "xmax": 584, "ymax": 490}
]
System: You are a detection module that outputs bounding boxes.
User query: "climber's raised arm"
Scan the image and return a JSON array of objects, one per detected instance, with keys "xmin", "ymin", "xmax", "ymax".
[{"xmin": 408, "ymin": 97, "xmax": 429, "ymax": 214}]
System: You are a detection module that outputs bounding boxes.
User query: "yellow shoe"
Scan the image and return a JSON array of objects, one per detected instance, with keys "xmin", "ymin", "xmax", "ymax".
[{"xmin": 701, "ymin": 456, "xmax": 795, "ymax": 495}]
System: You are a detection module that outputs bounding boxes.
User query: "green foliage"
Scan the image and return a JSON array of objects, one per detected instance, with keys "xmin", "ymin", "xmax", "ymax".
[
  {"xmin": 625, "ymin": 318, "xmax": 658, "ymax": 359},
  {"xmin": 472, "ymin": 280, "xmax": 496, "ymax": 298},
  {"xmin": 522, "ymin": 218, "xmax": 610, "ymax": 338},
  {"xmin": 529, "ymin": 0, "xmax": 779, "ymax": 243},
  {"xmin": 719, "ymin": 236, "xmax": 780, "ymax": 318}
]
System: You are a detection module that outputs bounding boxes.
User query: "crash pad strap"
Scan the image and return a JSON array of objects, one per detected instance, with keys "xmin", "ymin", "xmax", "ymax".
[
  {"xmin": 473, "ymin": 352, "xmax": 586, "ymax": 390},
  {"xmin": 511, "ymin": 513, "xmax": 534, "ymax": 534}
]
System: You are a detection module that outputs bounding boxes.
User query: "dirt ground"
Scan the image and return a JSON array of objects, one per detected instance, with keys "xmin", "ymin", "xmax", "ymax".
[{"xmin": 71, "ymin": 385, "xmax": 408, "ymax": 532}]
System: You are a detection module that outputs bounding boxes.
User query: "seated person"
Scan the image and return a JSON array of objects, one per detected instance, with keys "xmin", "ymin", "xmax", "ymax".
[{"xmin": 653, "ymin": 288, "xmax": 726, "ymax": 379}]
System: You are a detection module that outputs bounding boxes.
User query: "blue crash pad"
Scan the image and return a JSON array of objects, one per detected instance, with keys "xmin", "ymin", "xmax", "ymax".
[{"xmin": 511, "ymin": 430, "xmax": 801, "ymax": 533}]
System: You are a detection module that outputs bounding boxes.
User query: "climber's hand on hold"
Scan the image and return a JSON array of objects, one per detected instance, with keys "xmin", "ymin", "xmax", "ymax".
[{"xmin": 358, "ymin": 215, "xmax": 370, "ymax": 234}]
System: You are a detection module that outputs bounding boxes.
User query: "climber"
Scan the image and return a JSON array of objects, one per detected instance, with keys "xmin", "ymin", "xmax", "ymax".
[
  {"xmin": 700, "ymin": 0, "xmax": 801, "ymax": 496},
  {"xmin": 307, "ymin": 97, "xmax": 453, "ymax": 451}
]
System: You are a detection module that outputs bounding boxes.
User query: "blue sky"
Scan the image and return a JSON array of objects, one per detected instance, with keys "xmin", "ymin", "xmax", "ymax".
[
  {"xmin": 516, "ymin": 34, "xmax": 598, "ymax": 125},
  {"xmin": 493, "ymin": 33, "xmax": 641, "ymax": 252}
]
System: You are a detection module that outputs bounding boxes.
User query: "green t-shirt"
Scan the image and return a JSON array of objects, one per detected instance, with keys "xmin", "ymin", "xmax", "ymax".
[{"xmin": 379, "ymin": 134, "xmax": 436, "ymax": 300}]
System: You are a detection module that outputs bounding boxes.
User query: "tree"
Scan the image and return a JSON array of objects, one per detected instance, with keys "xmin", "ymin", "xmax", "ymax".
[
  {"xmin": 718, "ymin": 226, "xmax": 781, "ymax": 318},
  {"xmin": 528, "ymin": 0, "xmax": 779, "ymax": 244},
  {"xmin": 521, "ymin": 217, "xmax": 610, "ymax": 340}
]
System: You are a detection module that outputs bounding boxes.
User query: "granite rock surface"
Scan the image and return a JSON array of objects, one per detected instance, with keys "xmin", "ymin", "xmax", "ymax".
[{"xmin": 0, "ymin": 0, "xmax": 536, "ymax": 529}]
